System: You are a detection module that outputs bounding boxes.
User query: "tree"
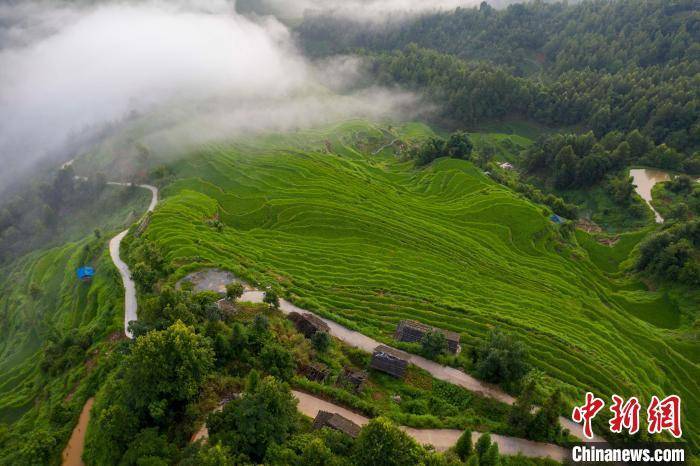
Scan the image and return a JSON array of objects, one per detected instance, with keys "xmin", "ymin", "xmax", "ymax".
[
  {"xmin": 263, "ymin": 289, "xmax": 280, "ymax": 309},
  {"xmin": 607, "ymin": 176, "xmax": 636, "ymax": 206},
  {"xmin": 226, "ymin": 282, "xmax": 245, "ymax": 302},
  {"xmin": 300, "ymin": 438, "xmax": 336, "ymax": 466},
  {"xmin": 208, "ymin": 375, "xmax": 298, "ymax": 462},
  {"xmin": 668, "ymin": 175, "xmax": 693, "ymax": 194},
  {"xmin": 670, "ymin": 202, "xmax": 690, "ymax": 221},
  {"xmin": 508, "ymin": 380, "xmax": 536, "ymax": 436},
  {"xmin": 131, "ymin": 262, "xmax": 157, "ymax": 292},
  {"xmin": 481, "ymin": 443, "xmax": 500, "ymax": 466},
  {"xmin": 353, "ymin": 417, "xmax": 424, "ymax": 466},
  {"xmin": 181, "ymin": 443, "xmax": 240, "ymax": 466},
  {"xmin": 627, "ymin": 129, "xmax": 652, "ymax": 158},
  {"xmin": 415, "ymin": 137, "xmax": 446, "ymax": 166},
  {"xmin": 122, "ymin": 321, "xmax": 214, "ymax": 422},
  {"xmin": 475, "ymin": 433, "xmax": 492, "ymax": 459},
  {"xmin": 421, "ymin": 330, "xmax": 447, "ymax": 358},
  {"xmin": 120, "ymin": 428, "xmax": 177, "ymax": 466},
  {"xmin": 454, "ymin": 430, "xmax": 473, "ymax": 461},
  {"xmin": 553, "ymin": 145, "xmax": 577, "ymax": 189},
  {"xmin": 16, "ymin": 429, "xmax": 59, "ymax": 466},
  {"xmin": 444, "ymin": 132, "xmax": 474, "ymax": 160},
  {"xmin": 260, "ymin": 343, "xmax": 295, "ymax": 380},
  {"xmin": 311, "ymin": 331, "xmax": 331, "ymax": 352},
  {"xmin": 530, "ymin": 390, "xmax": 563, "ymax": 442},
  {"xmin": 473, "ymin": 329, "xmax": 529, "ymax": 385}
]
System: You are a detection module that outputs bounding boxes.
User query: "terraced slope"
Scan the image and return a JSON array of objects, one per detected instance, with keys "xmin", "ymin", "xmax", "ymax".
[
  {"xmin": 144, "ymin": 121, "xmax": 699, "ymax": 449},
  {"xmin": 0, "ymin": 187, "xmax": 149, "ymax": 464}
]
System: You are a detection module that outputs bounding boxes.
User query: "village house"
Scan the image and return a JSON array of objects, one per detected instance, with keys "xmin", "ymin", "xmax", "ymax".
[
  {"xmin": 336, "ymin": 367, "xmax": 367, "ymax": 393},
  {"xmin": 215, "ymin": 298, "xmax": 236, "ymax": 313},
  {"xmin": 301, "ymin": 362, "xmax": 329, "ymax": 383},
  {"xmin": 370, "ymin": 345, "xmax": 408, "ymax": 379},
  {"xmin": 288, "ymin": 311, "xmax": 330, "ymax": 338},
  {"xmin": 499, "ymin": 162, "xmax": 514, "ymax": 170},
  {"xmin": 394, "ymin": 320, "xmax": 461, "ymax": 354},
  {"xmin": 312, "ymin": 411, "xmax": 361, "ymax": 438}
]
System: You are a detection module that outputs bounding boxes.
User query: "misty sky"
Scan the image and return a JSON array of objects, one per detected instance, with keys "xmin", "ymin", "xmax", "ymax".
[{"xmin": 0, "ymin": 0, "xmax": 502, "ymax": 188}]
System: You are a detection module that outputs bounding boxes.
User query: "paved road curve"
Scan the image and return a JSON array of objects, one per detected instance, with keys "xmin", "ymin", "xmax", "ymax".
[
  {"xmin": 191, "ymin": 390, "xmax": 568, "ymax": 461},
  {"xmin": 107, "ymin": 182, "xmax": 158, "ymax": 338}
]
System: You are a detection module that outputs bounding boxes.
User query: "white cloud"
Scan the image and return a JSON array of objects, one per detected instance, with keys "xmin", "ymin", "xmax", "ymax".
[{"xmin": 0, "ymin": 1, "xmax": 418, "ymax": 188}]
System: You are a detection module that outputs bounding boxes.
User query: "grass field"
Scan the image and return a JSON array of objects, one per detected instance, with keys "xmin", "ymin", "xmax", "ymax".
[{"xmin": 139, "ymin": 120, "xmax": 699, "ymax": 450}]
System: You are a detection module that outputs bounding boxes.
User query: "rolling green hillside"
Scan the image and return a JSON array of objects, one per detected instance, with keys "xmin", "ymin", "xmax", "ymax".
[
  {"xmin": 138, "ymin": 121, "xmax": 699, "ymax": 449},
  {"xmin": 0, "ymin": 187, "xmax": 149, "ymax": 464}
]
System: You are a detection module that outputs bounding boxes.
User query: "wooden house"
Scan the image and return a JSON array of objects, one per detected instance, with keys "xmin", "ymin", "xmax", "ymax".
[
  {"xmin": 394, "ymin": 320, "xmax": 461, "ymax": 354},
  {"xmin": 313, "ymin": 411, "xmax": 361, "ymax": 438},
  {"xmin": 288, "ymin": 312, "xmax": 330, "ymax": 338},
  {"xmin": 336, "ymin": 367, "xmax": 367, "ymax": 393},
  {"xmin": 215, "ymin": 298, "xmax": 236, "ymax": 314},
  {"xmin": 370, "ymin": 345, "xmax": 408, "ymax": 379},
  {"xmin": 301, "ymin": 362, "xmax": 329, "ymax": 383}
]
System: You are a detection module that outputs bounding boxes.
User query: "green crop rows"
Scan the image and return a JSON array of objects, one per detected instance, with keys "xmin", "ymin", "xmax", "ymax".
[{"xmin": 142, "ymin": 121, "xmax": 699, "ymax": 449}]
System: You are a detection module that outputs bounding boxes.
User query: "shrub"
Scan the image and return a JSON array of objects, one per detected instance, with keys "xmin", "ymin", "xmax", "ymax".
[
  {"xmin": 472, "ymin": 329, "xmax": 529, "ymax": 385},
  {"xmin": 454, "ymin": 430, "xmax": 473, "ymax": 460}
]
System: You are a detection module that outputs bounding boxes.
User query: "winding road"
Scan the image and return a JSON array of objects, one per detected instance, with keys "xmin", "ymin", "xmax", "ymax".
[
  {"xmin": 107, "ymin": 182, "xmax": 158, "ymax": 338},
  {"xmin": 191, "ymin": 390, "xmax": 568, "ymax": 461}
]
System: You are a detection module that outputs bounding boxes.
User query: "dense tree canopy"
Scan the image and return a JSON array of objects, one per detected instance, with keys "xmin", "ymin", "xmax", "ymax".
[{"xmin": 297, "ymin": 0, "xmax": 700, "ymax": 159}]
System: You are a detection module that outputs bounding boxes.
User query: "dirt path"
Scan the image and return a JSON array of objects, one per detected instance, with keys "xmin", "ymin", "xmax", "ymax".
[
  {"xmin": 61, "ymin": 397, "xmax": 94, "ymax": 466},
  {"xmin": 193, "ymin": 390, "xmax": 567, "ymax": 461},
  {"xmin": 107, "ymin": 183, "xmax": 158, "ymax": 338},
  {"xmin": 239, "ymin": 290, "xmax": 594, "ymax": 442}
]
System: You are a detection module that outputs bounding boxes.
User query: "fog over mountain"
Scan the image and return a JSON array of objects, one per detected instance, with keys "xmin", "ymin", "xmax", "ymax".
[{"xmin": 0, "ymin": 0, "xmax": 421, "ymax": 191}]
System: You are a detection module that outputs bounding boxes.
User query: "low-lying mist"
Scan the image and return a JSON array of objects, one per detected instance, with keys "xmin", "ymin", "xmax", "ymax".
[{"xmin": 0, "ymin": 0, "xmax": 420, "ymax": 191}]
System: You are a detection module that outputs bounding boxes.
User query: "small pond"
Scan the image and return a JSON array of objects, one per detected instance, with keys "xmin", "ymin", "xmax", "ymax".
[{"xmin": 629, "ymin": 168, "xmax": 670, "ymax": 223}]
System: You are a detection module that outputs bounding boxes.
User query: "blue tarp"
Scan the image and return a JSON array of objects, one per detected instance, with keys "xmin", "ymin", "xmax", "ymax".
[
  {"xmin": 549, "ymin": 214, "xmax": 565, "ymax": 224},
  {"xmin": 77, "ymin": 266, "xmax": 95, "ymax": 280}
]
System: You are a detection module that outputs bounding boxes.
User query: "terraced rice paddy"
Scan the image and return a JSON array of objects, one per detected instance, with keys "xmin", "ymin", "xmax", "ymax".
[
  {"xmin": 143, "ymin": 121, "xmax": 699, "ymax": 450},
  {"xmin": 0, "ymin": 186, "xmax": 149, "ymax": 463}
]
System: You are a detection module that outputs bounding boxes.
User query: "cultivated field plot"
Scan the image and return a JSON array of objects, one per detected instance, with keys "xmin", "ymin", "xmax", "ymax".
[{"xmin": 145, "ymin": 121, "xmax": 699, "ymax": 449}]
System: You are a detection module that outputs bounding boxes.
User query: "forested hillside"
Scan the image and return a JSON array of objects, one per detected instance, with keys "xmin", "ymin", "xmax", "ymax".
[{"xmin": 297, "ymin": 0, "xmax": 700, "ymax": 157}]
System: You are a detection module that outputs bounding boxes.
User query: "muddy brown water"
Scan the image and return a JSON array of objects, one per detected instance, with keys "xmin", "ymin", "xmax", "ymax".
[
  {"xmin": 61, "ymin": 397, "xmax": 94, "ymax": 466},
  {"xmin": 629, "ymin": 168, "xmax": 670, "ymax": 223}
]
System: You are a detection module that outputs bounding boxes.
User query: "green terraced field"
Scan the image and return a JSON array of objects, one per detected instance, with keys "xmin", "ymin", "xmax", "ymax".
[
  {"xmin": 142, "ymin": 121, "xmax": 699, "ymax": 450},
  {"xmin": 0, "ymin": 186, "xmax": 149, "ymax": 463}
]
